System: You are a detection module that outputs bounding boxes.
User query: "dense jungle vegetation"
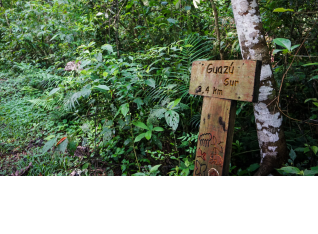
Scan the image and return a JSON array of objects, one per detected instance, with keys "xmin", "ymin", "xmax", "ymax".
[{"xmin": 0, "ymin": 0, "xmax": 317, "ymax": 176}]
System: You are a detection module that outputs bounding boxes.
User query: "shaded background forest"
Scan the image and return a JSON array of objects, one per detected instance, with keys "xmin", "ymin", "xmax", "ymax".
[{"xmin": 0, "ymin": 0, "xmax": 317, "ymax": 176}]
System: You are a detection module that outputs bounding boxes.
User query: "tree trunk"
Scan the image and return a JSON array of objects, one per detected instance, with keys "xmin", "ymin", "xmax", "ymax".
[
  {"xmin": 210, "ymin": 0, "xmax": 224, "ymax": 60},
  {"xmin": 231, "ymin": 0, "xmax": 288, "ymax": 175}
]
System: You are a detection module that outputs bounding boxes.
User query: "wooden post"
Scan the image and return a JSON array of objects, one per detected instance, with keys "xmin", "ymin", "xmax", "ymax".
[{"xmin": 189, "ymin": 60, "xmax": 262, "ymax": 176}]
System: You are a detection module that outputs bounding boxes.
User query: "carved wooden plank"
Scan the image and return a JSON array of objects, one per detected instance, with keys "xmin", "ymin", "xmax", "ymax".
[
  {"xmin": 189, "ymin": 60, "xmax": 261, "ymax": 102},
  {"xmin": 194, "ymin": 97, "xmax": 236, "ymax": 176}
]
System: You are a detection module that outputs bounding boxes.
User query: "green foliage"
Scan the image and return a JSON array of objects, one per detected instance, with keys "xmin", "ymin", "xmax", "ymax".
[
  {"xmin": 273, "ymin": 8, "xmax": 294, "ymax": 13},
  {"xmin": 1, "ymin": 0, "xmax": 318, "ymax": 176}
]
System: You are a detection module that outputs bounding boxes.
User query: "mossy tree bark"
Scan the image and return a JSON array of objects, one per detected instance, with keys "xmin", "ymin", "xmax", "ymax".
[{"xmin": 231, "ymin": 0, "xmax": 288, "ymax": 175}]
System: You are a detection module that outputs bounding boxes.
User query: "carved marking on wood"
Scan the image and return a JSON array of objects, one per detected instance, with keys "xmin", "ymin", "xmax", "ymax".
[
  {"xmin": 209, "ymin": 153, "xmax": 223, "ymax": 166},
  {"xmin": 195, "ymin": 160, "xmax": 207, "ymax": 176},
  {"xmin": 208, "ymin": 168, "xmax": 220, "ymax": 176},
  {"xmin": 197, "ymin": 148, "xmax": 207, "ymax": 161},
  {"xmin": 198, "ymin": 133, "xmax": 212, "ymax": 147}
]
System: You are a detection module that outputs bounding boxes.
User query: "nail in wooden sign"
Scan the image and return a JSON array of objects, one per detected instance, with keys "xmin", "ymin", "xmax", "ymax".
[{"xmin": 191, "ymin": 60, "xmax": 262, "ymax": 176}]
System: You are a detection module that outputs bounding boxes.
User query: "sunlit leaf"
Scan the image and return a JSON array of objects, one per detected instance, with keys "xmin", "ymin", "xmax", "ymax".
[
  {"xmin": 48, "ymin": 87, "xmax": 60, "ymax": 96},
  {"xmin": 120, "ymin": 103, "xmax": 129, "ymax": 116},
  {"xmin": 273, "ymin": 38, "xmax": 291, "ymax": 51},
  {"xmin": 82, "ymin": 163, "xmax": 89, "ymax": 170},
  {"xmin": 291, "ymin": 44, "xmax": 300, "ymax": 51},
  {"xmin": 273, "ymin": 49, "xmax": 283, "ymax": 55},
  {"xmin": 311, "ymin": 146, "xmax": 318, "ymax": 155},
  {"xmin": 153, "ymin": 127, "xmax": 164, "ymax": 132},
  {"xmin": 302, "ymin": 62, "xmax": 318, "ymax": 67},
  {"xmin": 273, "ymin": 8, "xmax": 294, "ymax": 13},
  {"xmin": 145, "ymin": 130, "xmax": 152, "ymax": 140},
  {"xmin": 145, "ymin": 78, "xmax": 156, "ymax": 88},
  {"xmin": 193, "ymin": 0, "xmax": 200, "ymax": 8},
  {"xmin": 277, "ymin": 166, "xmax": 300, "ymax": 174},
  {"xmin": 149, "ymin": 164, "xmax": 161, "ymax": 174},
  {"xmin": 101, "ymin": 44, "xmax": 113, "ymax": 53},
  {"xmin": 165, "ymin": 110, "xmax": 179, "ymax": 131},
  {"xmin": 135, "ymin": 133, "xmax": 145, "ymax": 142},
  {"xmin": 92, "ymin": 85, "xmax": 110, "ymax": 92}
]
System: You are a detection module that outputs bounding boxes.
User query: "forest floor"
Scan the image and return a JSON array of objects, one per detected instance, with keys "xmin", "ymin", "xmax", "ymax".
[{"xmin": 0, "ymin": 141, "xmax": 122, "ymax": 176}]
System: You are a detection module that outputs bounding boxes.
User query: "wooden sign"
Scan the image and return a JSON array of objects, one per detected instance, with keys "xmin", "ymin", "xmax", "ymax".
[
  {"xmin": 189, "ymin": 60, "xmax": 261, "ymax": 102},
  {"xmin": 191, "ymin": 60, "xmax": 262, "ymax": 176}
]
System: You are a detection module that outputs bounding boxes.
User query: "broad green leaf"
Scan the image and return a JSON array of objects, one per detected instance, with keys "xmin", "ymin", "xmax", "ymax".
[
  {"xmin": 82, "ymin": 163, "xmax": 89, "ymax": 170},
  {"xmin": 291, "ymin": 44, "xmax": 300, "ymax": 51},
  {"xmin": 168, "ymin": 98, "xmax": 181, "ymax": 109},
  {"xmin": 273, "ymin": 8, "xmax": 294, "ymax": 12},
  {"xmin": 311, "ymin": 146, "xmax": 318, "ymax": 155},
  {"xmin": 44, "ymin": 135, "xmax": 55, "ymax": 141},
  {"xmin": 180, "ymin": 168, "xmax": 190, "ymax": 176},
  {"xmin": 193, "ymin": 0, "xmax": 200, "ymax": 8},
  {"xmin": 165, "ymin": 110, "xmax": 180, "ymax": 131},
  {"xmin": 132, "ymin": 172, "xmax": 146, "ymax": 176},
  {"xmin": 57, "ymin": 138, "xmax": 68, "ymax": 153},
  {"xmin": 103, "ymin": 72, "xmax": 108, "ymax": 77},
  {"xmin": 308, "ymin": 75, "xmax": 318, "ymax": 82},
  {"xmin": 42, "ymin": 137, "xmax": 57, "ymax": 154},
  {"xmin": 120, "ymin": 103, "xmax": 129, "ymax": 116},
  {"xmin": 184, "ymin": 6, "xmax": 191, "ymax": 10},
  {"xmin": 310, "ymin": 166, "xmax": 318, "ymax": 172},
  {"xmin": 273, "ymin": 8, "xmax": 294, "ymax": 13},
  {"xmin": 294, "ymin": 147, "xmax": 305, "ymax": 152},
  {"xmin": 92, "ymin": 85, "xmax": 110, "ymax": 91},
  {"xmin": 247, "ymin": 163, "xmax": 260, "ymax": 172},
  {"xmin": 50, "ymin": 34, "xmax": 59, "ymax": 41},
  {"xmin": 273, "ymin": 49, "xmax": 283, "ymax": 55},
  {"xmin": 173, "ymin": 0, "xmax": 180, "ymax": 8},
  {"xmin": 135, "ymin": 133, "xmax": 145, "ymax": 142},
  {"xmin": 133, "ymin": 98, "xmax": 144, "ymax": 109},
  {"xmin": 48, "ymin": 87, "xmax": 60, "ymax": 96},
  {"xmin": 273, "ymin": 38, "xmax": 291, "ymax": 51},
  {"xmin": 304, "ymin": 167, "xmax": 318, "ymax": 176},
  {"xmin": 153, "ymin": 127, "xmax": 164, "ymax": 132},
  {"xmin": 96, "ymin": 52, "xmax": 103, "ymax": 62},
  {"xmin": 145, "ymin": 78, "xmax": 156, "ymax": 88},
  {"xmin": 80, "ymin": 59, "xmax": 91, "ymax": 69},
  {"xmin": 289, "ymin": 148, "xmax": 297, "ymax": 161},
  {"xmin": 304, "ymin": 98, "xmax": 317, "ymax": 103},
  {"xmin": 302, "ymin": 62, "xmax": 318, "ymax": 67},
  {"xmin": 167, "ymin": 18, "xmax": 177, "ymax": 24},
  {"xmin": 145, "ymin": 130, "xmax": 152, "ymax": 140},
  {"xmin": 133, "ymin": 122, "xmax": 149, "ymax": 130},
  {"xmin": 149, "ymin": 164, "xmax": 161, "ymax": 174},
  {"xmin": 278, "ymin": 166, "xmax": 300, "ymax": 174},
  {"xmin": 101, "ymin": 44, "xmax": 113, "ymax": 53}
]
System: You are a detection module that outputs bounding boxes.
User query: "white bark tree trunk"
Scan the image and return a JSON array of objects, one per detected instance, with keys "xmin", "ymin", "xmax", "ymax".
[{"xmin": 231, "ymin": 0, "xmax": 288, "ymax": 175}]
